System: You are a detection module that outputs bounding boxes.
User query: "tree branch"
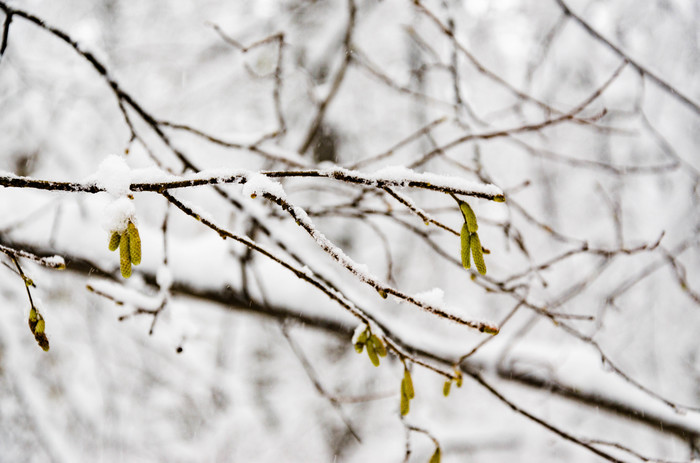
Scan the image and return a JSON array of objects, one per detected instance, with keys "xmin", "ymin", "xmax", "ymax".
[{"xmin": 4, "ymin": 235, "xmax": 699, "ymax": 448}]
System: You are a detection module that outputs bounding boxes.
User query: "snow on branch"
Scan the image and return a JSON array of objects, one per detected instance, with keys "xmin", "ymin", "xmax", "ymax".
[
  {"xmin": 0, "ymin": 165, "xmax": 505, "ymax": 200},
  {"xmin": 0, "ymin": 242, "xmax": 65, "ymax": 269}
]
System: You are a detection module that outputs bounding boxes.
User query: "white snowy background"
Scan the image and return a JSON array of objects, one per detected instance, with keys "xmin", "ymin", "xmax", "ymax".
[{"xmin": 1, "ymin": 0, "xmax": 700, "ymax": 462}]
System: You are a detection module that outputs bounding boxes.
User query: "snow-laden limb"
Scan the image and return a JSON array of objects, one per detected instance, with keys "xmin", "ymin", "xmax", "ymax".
[
  {"xmin": 2, "ymin": 159, "xmax": 501, "ymax": 332},
  {"xmin": 256, "ymin": 183, "xmax": 500, "ymax": 334},
  {"xmin": 0, "ymin": 165, "xmax": 504, "ymax": 200},
  {"xmin": 264, "ymin": 165, "xmax": 505, "ymax": 201},
  {"xmin": 0, "ymin": 242, "xmax": 65, "ymax": 269},
  {"xmin": 160, "ymin": 190, "xmax": 371, "ymax": 325}
]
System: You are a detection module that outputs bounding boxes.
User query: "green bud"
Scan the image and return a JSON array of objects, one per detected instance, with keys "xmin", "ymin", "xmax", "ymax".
[
  {"xmin": 34, "ymin": 318, "xmax": 45, "ymax": 335},
  {"xmin": 28, "ymin": 308, "xmax": 38, "ymax": 333},
  {"xmin": 493, "ymin": 194, "xmax": 506, "ymax": 203},
  {"xmin": 400, "ymin": 383, "xmax": 410, "ymax": 416},
  {"xmin": 366, "ymin": 341, "xmax": 380, "ymax": 367},
  {"xmin": 460, "ymin": 201, "xmax": 478, "ymax": 233},
  {"xmin": 358, "ymin": 328, "xmax": 369, "ymax": 343},
  {"xmin": 470, "ymin": 232, "xmax": 487, "ymax": 275},
  {"xmin": 429, "ymin": 447, "xmax": 441, "ymax": 463},
  {"xmin": 481, "ymin": 325, "xmax": 499, "ymax": 335},
  {"xmin": 455, "ymin": 374, "xmax": 463, "ymax": 388},
  {"xmin": 377, "ymin": 288, "xmax": 388, "ymax": 299},
  {"xmin": 370, "ymin": 335, "xmax": 387, "ymax": 357},
  {"xmin": 460, "ymin": 223, "xmax": 471, "ymax": 269},
  {"xmin": 443, "ymin": 380, "xmax": 452, "ymax": 397},
  {"xmin": 108, "ymin": 232, "xmax": 121, "ymax": 251},
  {"xmin": 354, "ymin": 343, "xmax": 364, "ymax": 354},
  {"xmin": 403, "ymin": 368, "xmax": 415, "ymax": 399}
]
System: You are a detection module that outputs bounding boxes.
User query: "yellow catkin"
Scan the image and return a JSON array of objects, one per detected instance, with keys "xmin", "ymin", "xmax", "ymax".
[
  {"xmin": 108, "ymin": 232, "xmax": 121, "ymax": 251},
  {"xmin": 34, "ymin": 318, "xmax": 45, "ymax": 335},
  {"xmin": 128, "ymin": 222, "xmax": 141, "ymax": 265},
  {"xmin": 403, "ymin": 368, "xmax": 415, "ymax": 399},
  {"xmin": 460, "ymin": 201, "xmax": 478, "ymax": 233},
  {"xmin": 470, "ymin": 232, "xmax": 487, "ymax": 275},
  {"xmin": 400, "ymin": 382, "xmax": 410, "ymax": 416},
  {"xmin": 460, "ymin": 223, "xmax": 471, "ymax": 269},
  {"xmin": 429, "ymin": 448, "xmax": 441, "ymax": 463},
  {"xmin": 119, "ymin": 232, "xmax": 132, "ymax": 278}
]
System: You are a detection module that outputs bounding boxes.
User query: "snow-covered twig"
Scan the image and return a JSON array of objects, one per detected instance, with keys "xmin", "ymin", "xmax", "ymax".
[{"xmin": 0, "ymin": 242, "xmax": 65, "ymax": 269}]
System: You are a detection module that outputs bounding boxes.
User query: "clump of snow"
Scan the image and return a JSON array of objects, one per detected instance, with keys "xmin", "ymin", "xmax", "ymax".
[
  {"xmin": 242, "ymin": 173, "xmax": 287, "ymax": 200},
  {"xmin": 41, "ymin": 255, "xmax": 66, "ymax": 269},
  {"xmin": 414, "ymin": 288, "xmax": 445, "ymax": 307},
  {"xmin": 300, "ymin": 265, "xmax": 313, "ymax": 277},
  {"xmin": 102, "ymin": 197, "xmax": 135, "ymax": 233},
  {"xmin": 89, "ymin": 155, "xmax": 132, "ymax": 197},
  {"xmin": 372, "ymin": 165, "xmax": 415, "ymax": 184},
  {"xmin": 289, "ymin": 204, "xmax": 375, "ymax": 282}
]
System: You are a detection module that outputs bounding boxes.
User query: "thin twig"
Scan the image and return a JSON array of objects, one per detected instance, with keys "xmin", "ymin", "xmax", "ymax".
[
  {"xmin": 298, "ymin": 0, "xmax": 356, "ymax": 154},
  {"xmin": 554, "ymin": 0, "xmax": 700, "ymax": 117},
  {"xmin": 280, "ymin": 324, "xmax": 362, "ymax": 443}
]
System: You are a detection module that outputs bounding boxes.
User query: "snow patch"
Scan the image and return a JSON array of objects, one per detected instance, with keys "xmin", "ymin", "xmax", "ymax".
[
  {"xmin": 89, "ymin": 155, "xmax": 132, "ymax": 196},
  {"xmin": 42, "ymin": 255, "xmax": 66, "ymax": 269},
  {"xmin": 352, "ymin": 323, "xmax": 367, "ymax": 344},
  {"xmin": 242, "ymin": 173, "xmax": 287, "ymax": 200},
  {"xmin": 101, "ymin": 197, "xmax": 135, "ymax": 233},
  {"xmin": 414, "ymin": 288, "xmax": 445, "ymax": 307}
]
